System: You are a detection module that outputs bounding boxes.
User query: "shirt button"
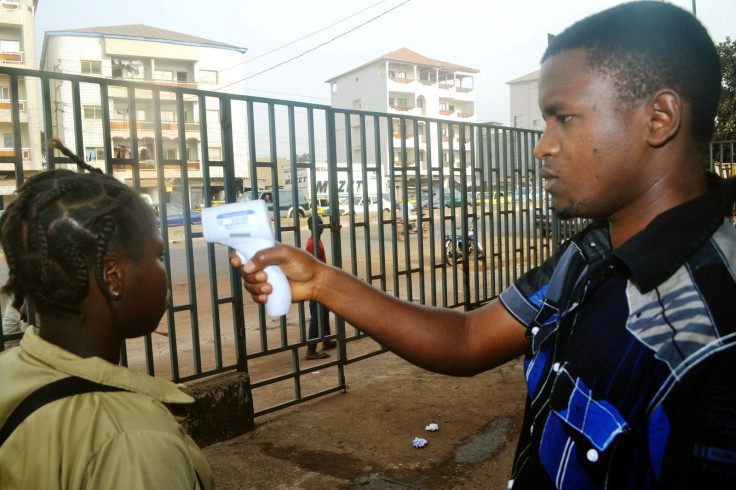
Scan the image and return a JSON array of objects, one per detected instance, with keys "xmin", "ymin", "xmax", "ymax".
[
  {"xmin": 587, "ymin": 449, "xmax": 599, "ymax": 462},
  {"xmin": 531, "ymin": 326, "xmax": 540, "ymax": 336},
  {"xmin": 552, "ymin": 362, "xmax": 561, "ymax": 373}
]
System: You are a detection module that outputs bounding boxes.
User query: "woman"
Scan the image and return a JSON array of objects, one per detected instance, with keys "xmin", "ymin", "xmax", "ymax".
[{"xmin": 0, "ymin": 140, "xmax": 213, "ymax": 489}]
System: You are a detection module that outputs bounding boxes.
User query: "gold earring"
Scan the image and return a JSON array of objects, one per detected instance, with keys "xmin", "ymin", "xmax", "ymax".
[{"xmin": 112, "ymin": 290, "xmax": 121, "ymax": 298}]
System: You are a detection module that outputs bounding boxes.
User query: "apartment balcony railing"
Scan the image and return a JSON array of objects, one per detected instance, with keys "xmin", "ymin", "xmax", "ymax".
[
  {"xmin": 0, "ymin": 146, "xmax": 29, "ymax": 159},
  {"xmin": 109, "ymin": 120, "xmax": 201, "ymax": 132},
  {"xmin": 0, "ymin": 52, "xmax": 23, "ymax": 64},
  {"xmin": 0, "ymin": 98, "xmax": 25, "ymax": 110}
]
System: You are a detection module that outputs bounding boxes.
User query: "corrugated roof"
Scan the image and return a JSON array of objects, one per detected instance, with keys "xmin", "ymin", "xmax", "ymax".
[
  {"xmin": 326, "ymin": 47, "xmax": 478, "ymax": 82},
  {"xmin": 46, "ymin": 24, "xmax": 247, "ymax": 53},
  {"xmin": 506, "ymin": 69, "xmax": 540, "ymax": 85}
]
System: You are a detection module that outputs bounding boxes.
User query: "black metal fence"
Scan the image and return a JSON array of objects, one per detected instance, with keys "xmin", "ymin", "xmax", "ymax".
[{"xmin": 3, "ymin": 66, "xmax": 723, "ymax": 417}]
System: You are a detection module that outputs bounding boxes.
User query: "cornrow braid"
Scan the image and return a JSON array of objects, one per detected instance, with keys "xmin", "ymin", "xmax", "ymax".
[
  {"xmin": 47, "ymin": 138, "xmax": 102, "ymax": 174},
  {"xmin": 0, "ymin": 139, "xmax": 156, "ymax": 316}
]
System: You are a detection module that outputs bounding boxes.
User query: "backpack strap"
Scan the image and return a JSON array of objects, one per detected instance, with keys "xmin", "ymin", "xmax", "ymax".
[{"xmin": 0, "ymin": 376, "xmax": 125, "ymax": 447}]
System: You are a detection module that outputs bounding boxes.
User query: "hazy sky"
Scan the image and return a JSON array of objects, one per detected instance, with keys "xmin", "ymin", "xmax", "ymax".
[{"xmin": 33, "ymin": 0, "xmax": 735, "ymax": 126}]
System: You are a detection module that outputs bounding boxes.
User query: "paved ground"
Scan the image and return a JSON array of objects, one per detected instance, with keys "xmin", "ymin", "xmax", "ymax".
[{"xmin": 202, "ymin": 350, "xmax": 527, "ymax": 489}]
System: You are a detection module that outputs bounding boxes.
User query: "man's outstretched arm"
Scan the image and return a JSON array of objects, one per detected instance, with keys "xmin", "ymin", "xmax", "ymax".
[{"xmin": 233, "ymin": 244, "xmax": 528, "ymax": 376}]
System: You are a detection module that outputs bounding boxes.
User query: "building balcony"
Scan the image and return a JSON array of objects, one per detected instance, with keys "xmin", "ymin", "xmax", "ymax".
[
  {"xmin": 109, "ymin": 120, "xmax": 201, "ymax": 133},
  {"xmin": 0, "ymin": 146, "xmax": 30, "ymax": 160},
  {"xmin": 0, "ymin": 98, "xmax": 25, "ymax": 111},
  {"xmin": 0, "ymin": 51, "xmax": 23, "ymax": 64}
]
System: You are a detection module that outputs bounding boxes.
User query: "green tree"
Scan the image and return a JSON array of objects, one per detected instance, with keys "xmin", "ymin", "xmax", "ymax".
[
  {"xmin": 296, "ymin": 153, "xmax": 310, "ymax": 163},
  {"xmin": 713, "ymin": 37, "xmax": 736, "ymax": 162}
]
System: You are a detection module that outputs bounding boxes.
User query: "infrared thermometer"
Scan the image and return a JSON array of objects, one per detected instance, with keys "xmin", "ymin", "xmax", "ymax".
[{"xmin": 201, "ymin": 200, "xmax": 291, "ymax": 317}]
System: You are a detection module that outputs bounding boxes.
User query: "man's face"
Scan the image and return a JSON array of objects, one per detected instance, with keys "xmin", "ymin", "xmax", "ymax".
[{"xmin": 534, "ymin": 49, "xmax": 649, "ymax": 222}]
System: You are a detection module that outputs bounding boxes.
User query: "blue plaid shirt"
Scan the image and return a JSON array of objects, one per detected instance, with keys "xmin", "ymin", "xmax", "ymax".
[{"xmin": 500, "ymin": 175, "xmax": 736, "ymax": 489}]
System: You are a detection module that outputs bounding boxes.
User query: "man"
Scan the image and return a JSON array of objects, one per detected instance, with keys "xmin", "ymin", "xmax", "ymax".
[{"xmin": 235, "ymin": 2, "xmax": 734, "ymax": 488}]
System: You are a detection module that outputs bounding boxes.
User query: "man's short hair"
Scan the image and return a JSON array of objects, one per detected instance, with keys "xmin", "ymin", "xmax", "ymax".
[
  {"xmin": 542, "ymin": 1, "xmax": 721, "ymax": 148},
  {"xmin": 307, "ymin": 215, "xmax": 323, "ymax": 230}
]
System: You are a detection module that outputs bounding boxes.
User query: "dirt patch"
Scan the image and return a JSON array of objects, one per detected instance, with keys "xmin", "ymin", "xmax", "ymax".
[{"xmin": 203, "ymin": 352, "xmax": 527, "ymax": 489}]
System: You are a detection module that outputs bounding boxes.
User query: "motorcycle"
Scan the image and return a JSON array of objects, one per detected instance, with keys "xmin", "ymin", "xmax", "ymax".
[{"xmin": 444, "ymin": 222, "xmax": 484, "ymax": 265}]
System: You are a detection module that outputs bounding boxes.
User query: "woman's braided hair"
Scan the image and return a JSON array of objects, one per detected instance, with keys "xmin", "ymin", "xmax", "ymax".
[{"xmin": 0, "ymin": 139, "xmax": 154, "ymax": 315}]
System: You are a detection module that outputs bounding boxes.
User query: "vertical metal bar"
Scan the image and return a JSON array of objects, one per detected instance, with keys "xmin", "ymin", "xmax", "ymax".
[
  {"xmin": 200, "ymin": 94, "xmax": 224, "ymax": 370},
  {"xmin": 153, "ymin": 88, "xmax": 177, "ymax": 379}
]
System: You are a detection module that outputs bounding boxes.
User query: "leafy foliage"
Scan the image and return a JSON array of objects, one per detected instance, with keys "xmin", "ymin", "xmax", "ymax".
[{"xmin": 713, "ymin": 37, "xmax": 736, "ymax": 163}]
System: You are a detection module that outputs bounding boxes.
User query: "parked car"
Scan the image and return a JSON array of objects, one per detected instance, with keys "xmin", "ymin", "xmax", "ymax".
[
  {"xmin": 339, "ymin": 193, "xmax": 415, "ymax": 217},
  {"xmin": 535, "ymin": 210, "xmax": 584, "ymax": 239},
  {"xmin": 514, "ymin": 187, "xmax": 547, "ymax": 203},
  {"xmin": 474, "ymin": 191, "xmax": 511, "ymax": 205},
  {"xmin": 422, "ymin": 189, "xmax": 464, "ymax": 210},
  {"xmin": 153, "ymin": 203, "xmax": 202, "ymax": 227},
  {"xmin": 239, "ymin": 189, "xmax": 311, "ymax": 219},
  {"xmin": 309, "ymin": 197, "xmax": 332, "ymax": 216}
]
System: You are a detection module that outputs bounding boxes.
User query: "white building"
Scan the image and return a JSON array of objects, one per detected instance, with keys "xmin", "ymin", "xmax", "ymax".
[
  {"xmin": 0, "ymin": 0, "xmax": 42, "ymax": 192},
  {"xmin": 39, "ymin": 24, "xmax": 248, "ymax": 206},
  {"xmin": 326, "ymin": 48, "xmax": 479, "ymax": 190},
  {"xmin": 507, "ymin": 69, "xmax": 544, "ymax": 131}
]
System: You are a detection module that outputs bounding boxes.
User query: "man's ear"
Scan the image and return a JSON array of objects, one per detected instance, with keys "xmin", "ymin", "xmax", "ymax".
[
  {"xmin": 103, "ymin": 259, "xmax": 123, "ymax": 300},
  {"xmin": 647, "ymin": 90, "xmax": 681, "ymax": 148}
]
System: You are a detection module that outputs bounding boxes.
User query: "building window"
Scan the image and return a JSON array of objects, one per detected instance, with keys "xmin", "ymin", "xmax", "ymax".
[
  {"xmin": 85, "ymin": 147, "xmax": 104, "ymax": 161},
  {"xmin": 160, "ymin": 110, "xmax": 176, "ymax": 122},
  {"xmin": 200, "ymin": 70, "xmax": 218, "ymax": 84},
  {"xmin": 154, "ymin": 70, "xmax": 173, "ymax": 81},
  {"xmin": 206, "ymin": 109, "xmax": 220, "ymax": 124},
  {"xmin": 0, "ymin": 40, "xmax": 20, "ymax": 53},
  {"xmin": 81, "ymin": 60, "xmax": 101, "ymax": 75},
  {"xmin": 177, "ymin": 71, "xmax": 188, "ymax": 83},
  {"xmin": 208, "ymin": 147, "xmax": 222, "ymax": 160},
  {"xmin": 83, "ymin": 105, "xmax": 102, "ymax": 119},
  {"xmin": 136, "ymin": 109, "xmax": 147, "ymax": 121},
  {"xmin": 164, "ymin": 148, "xmax": 177, "ymax": 159},
  {"xmin": 0, "ymin": 86, "xmax": 9, "ymax": 100},
  {"xmin": 3, "ymin": 133, "xmax": 13, "ymax": 147}
]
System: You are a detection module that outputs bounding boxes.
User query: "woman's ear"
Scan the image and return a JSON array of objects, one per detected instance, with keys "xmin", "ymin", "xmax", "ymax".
[
  {"xmin": 103, "ymin": 259, "xmax": 123, "ymax": 301},
  {"xmin": 647, "ymin": 89, "xmax": 681, "ymax": 148}
]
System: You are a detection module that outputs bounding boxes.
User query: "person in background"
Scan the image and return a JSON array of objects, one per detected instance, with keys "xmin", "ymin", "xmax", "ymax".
[
  {"xmin": 2, "ymin": 295, "xmax": 28, "ymax": 349},
  {"xmin": 0, "ymin": 140, "xmax": 213, "ymax": 489},
  {"xmin": 233, "ymin": 2, "xmax": 736, "ymax": 488},
  {"xmin": 305, "ymin": 214, "xmax": 335, "ymax": 360}
]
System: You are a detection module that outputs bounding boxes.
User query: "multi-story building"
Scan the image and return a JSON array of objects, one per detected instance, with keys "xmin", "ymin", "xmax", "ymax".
[
  {"xmin": 39, "ymin": 24, "xmax": 248, "ymax": 206},
  {"xmin": 326, "ymin": 48, "xmax": 479, "ymax": 191},
  {"xmin": 507, "ymin": 69, "xmax": 544, "ymax": 131},
  {"xmin": 0, "ymin": 0, "xmax": 42, "ymax": 201}
]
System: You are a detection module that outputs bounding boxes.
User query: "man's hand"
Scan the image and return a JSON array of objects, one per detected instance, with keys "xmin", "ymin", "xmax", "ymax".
[{"xmin": 230, "ymin": 244, "xmax": 325, "ymax": 306}]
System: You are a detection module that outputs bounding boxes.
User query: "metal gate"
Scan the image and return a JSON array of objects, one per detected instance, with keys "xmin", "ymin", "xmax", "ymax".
[{"xmin": 0, "ymin": 66, "xmax": 606, "ymax": 416}]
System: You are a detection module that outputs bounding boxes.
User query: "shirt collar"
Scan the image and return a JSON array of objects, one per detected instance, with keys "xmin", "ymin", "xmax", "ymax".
[
  {"xmin": 20, "ymin": 327, "xmax": 194, "ymax": 404},
  {"xmin": 611, "ymin": 174, "xmax": 736, "ymax": 293}
]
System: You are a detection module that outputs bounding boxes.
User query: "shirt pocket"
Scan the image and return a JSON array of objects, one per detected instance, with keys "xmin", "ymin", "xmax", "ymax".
[{"xmin": 539, "ymin": 372, "xmax": 629, "ymax": 488}]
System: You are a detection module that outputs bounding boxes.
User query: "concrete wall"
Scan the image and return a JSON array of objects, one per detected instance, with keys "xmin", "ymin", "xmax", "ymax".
[{"xmin": 186, "ymin": 371, "xmax": 255, "ymax": 447}]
